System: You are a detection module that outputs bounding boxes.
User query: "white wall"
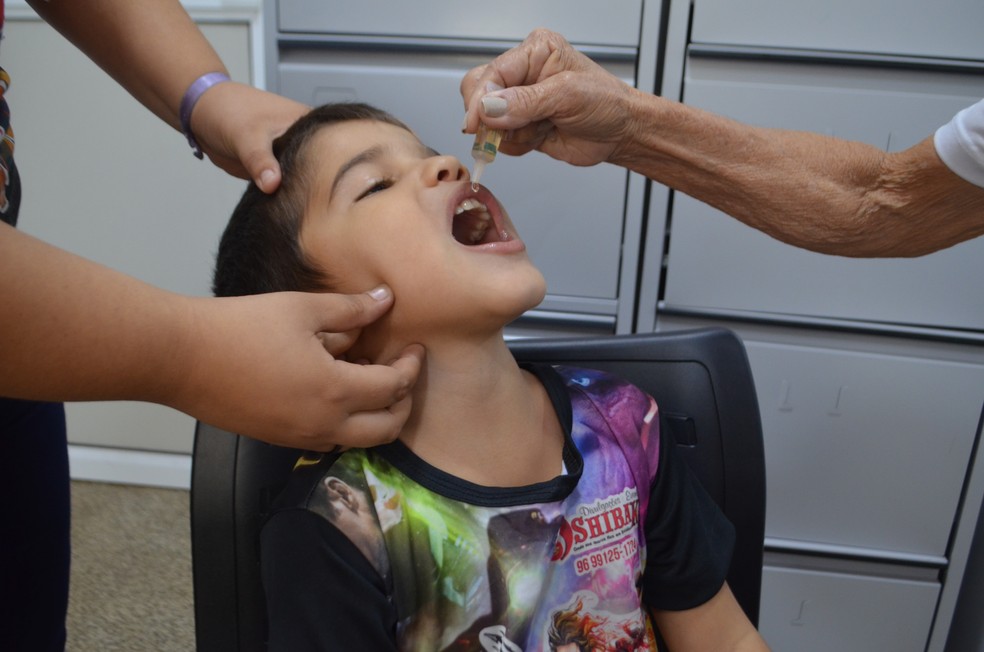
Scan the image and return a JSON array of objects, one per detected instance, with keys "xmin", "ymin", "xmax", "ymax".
[{"xmin": 4, "ymin": 10, "xmax": 256, "ymax": 461}]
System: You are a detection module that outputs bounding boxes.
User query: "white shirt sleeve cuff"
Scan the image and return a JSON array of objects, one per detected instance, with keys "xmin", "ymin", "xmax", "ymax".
[{"xmin": 934, "ymin": 98, "xmax": 984, "ymax": 189}]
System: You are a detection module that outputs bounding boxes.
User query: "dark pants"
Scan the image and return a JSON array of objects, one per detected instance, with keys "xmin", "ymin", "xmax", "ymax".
[
  {"xmin": 3, "ymin": 106, "xmax": 70, "ymax": 651},
  {"xmin": 0, "ymin": 398, "xmax": 70, "ymax": 652}
]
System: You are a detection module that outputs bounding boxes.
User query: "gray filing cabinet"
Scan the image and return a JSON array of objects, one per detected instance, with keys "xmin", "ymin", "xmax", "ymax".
[
  {"xmin": 641, "ymin": 0, "xmax": 984, "ymax": 650},
  {"xmin": 264, "ymin": 0, "xmax": 664, "ymax": 337}
]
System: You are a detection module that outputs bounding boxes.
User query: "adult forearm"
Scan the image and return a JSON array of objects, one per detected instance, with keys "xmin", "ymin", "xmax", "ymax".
[
  {"xmin": 613, "ymin": 91, "xmax": 984, "ymax": 257},
  {"xmin": 0, "ymin": 224, "xmax": 193, "ymax": 405},
  {"xmin": 26, "ymin": 0, "xmax": 226, "ymax": 131},
  {"xmin": 1, "ymin": 224, "xmax": 427, "ymax": 448}
]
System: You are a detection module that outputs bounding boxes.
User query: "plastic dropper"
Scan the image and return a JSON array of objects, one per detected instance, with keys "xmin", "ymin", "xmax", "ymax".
[{"xmin": 471, "ymin": 123, "xmax": 503, "ymax": 191}]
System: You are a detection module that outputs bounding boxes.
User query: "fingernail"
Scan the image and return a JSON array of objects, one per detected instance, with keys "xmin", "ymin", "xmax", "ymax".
[
  {"xmin": 259, "ymin": 168, "xmax": 277, "ymax": 190},
  {"xmin": 368, "ymin": 285, "xmax": 391, "ymax": 301},
  {"xmin": 482, "ymin": 95, "xmax": 508, "ymax": 118},
  {"xmin": 461, "ymin": 114, "xmax": 469, "ymax": 132},
  {"xmin": 485, "ymin": 81, "xmax": 504, "ymax": 92}
]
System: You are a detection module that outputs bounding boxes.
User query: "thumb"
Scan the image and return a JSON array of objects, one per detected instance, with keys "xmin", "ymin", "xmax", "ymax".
[
  {"xmin": 313, "ymin": 285, "xmax": 396, "ymax": 333},
  {"xmin": 480, "ymin": 80, "xmax": 566, "ymax": 131},
  {"xmin": 247, "ymin": 155, "xmax": 283, "ymax": 194}
]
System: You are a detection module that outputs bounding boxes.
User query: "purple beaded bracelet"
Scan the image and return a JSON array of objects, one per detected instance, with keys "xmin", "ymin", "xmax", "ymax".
[{"xmin": 180, "ymin": 72, "xmax": 231, "ymax": 159}]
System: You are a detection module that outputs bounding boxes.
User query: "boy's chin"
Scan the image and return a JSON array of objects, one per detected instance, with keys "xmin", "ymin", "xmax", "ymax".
[
  {"xmin": 482, "ymin": 276, "xmax": 547, "ymax": 324},
  {"xmin": 513, "ymin": 276, "xmax": 547, "ymax": 313},
  {"xmin": 349, "ymin": 277, "xmax": 546, "ymax": 354}
]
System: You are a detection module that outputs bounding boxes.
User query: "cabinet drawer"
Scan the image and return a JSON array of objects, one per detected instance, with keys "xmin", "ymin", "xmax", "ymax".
[
  {"xmin": 277, "ymin": 48, "xmax": 631, "ymax": 305},
  {"xmin": 277, "ymin": 0, "xmax": 643, "ymax": 47},
  {"xmin": 691, "ymin": 0, "xmax": 984, "ymax": 60},
  {"xmin": 745, "ymin": 337, "xmax": 983, "ymax": 558},
  {"xmin": 760, "ymin": 558, "xmax": 939, "ymax": 652},
  {"xmin": 664, "ymin": 56, "xmax": 984, "ymax": 331}
]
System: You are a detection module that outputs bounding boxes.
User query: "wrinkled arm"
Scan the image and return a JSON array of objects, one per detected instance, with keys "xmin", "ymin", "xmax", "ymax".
[
  {"xmin": 463, "ymin": 29, "xmax": 984, "ymax": 258},
  {"xmin": 615, "ymin": 94, "xmax": 984, "ymax": 257}
]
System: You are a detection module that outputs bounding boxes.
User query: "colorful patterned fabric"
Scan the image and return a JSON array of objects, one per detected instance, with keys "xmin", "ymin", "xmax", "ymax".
[
  {"xmin": 0, "ymin": 64, "xmax": 17, "ymax": 224},
  {"xmin": 261, "ymin": 364, "xmax": 734, "ymax": 651}
]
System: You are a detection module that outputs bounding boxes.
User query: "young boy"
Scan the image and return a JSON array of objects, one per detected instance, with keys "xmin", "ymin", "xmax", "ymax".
[{"xmin": 213, "ymin": 103, "xmax": 768, "ymax": 652}]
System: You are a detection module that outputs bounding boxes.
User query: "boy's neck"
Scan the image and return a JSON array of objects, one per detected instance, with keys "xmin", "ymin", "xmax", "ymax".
[{"xmin": 373, "ymin": 333, "xmax": 566, "ymax": 487}]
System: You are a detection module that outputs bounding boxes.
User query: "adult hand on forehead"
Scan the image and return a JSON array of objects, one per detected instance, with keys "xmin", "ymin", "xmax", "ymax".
[
  {"xmin": 460, "ymin": 29, "xmax": 637, "ymax": 168},
  {"xmin": 170, "ymin": 286, "xmax": 425, "ymax": 450}
]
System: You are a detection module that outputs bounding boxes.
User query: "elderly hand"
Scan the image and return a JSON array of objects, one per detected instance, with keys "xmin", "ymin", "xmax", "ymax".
[
  {"xmin": 190, "ymin": 81, "xmax": 311, "ymax": 193},
  {"xmin": 460, "ymin": 29, "xmax": 638, "ymax": 168},
  {"xmin": 170, "ymin": 286, "xmax": 424, "ymax": 450}
]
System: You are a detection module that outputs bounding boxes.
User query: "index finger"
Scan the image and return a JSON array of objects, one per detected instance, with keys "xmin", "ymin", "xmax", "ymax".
[
  {"xmin": 328, "ymin": 344, "xmax": 424, "ymax": 412},
  {"xmin": 461, "ymin": 37, "xmax": 542, "ymax": 130},
  {"xmin": 460, "ymin": 63, "xmax": 491, "ymax": 112},
  {"xmin": 461, "ymin": 29, "xmax": 572, "ymax": 132},
  {"xmin": 462, "ymin": 64, "xmax": 509, "ymax": 132}
]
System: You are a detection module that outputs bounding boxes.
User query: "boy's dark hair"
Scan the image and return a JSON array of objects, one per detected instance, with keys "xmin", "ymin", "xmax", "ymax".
[{"xmin": 213, "ymin": 102, "xmax": 410, "ymax": 297}]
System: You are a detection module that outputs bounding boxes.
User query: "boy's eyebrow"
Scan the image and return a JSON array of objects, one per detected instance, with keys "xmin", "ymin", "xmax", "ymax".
[{"xmin": 330, "ymin": 141, "xmax": 442, "ymax": 200}]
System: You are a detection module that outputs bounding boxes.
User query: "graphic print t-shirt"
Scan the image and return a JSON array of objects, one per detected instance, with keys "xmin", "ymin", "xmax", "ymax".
[{"xmin": 261, "ymin": 364, "xmax": 735, "ymax": 652}]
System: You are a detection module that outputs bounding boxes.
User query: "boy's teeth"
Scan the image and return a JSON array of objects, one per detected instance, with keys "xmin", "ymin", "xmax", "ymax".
[
  {"xmin": 453, "ymin": 197, "xmax": 492, "ymax": 244},
  {"xmin": 468, "ymin": 224, "xmax": 488, "ymax": 243},
  {"xmin": 455, "ymin": 198, "xmax": 487, "ymax": 214}
]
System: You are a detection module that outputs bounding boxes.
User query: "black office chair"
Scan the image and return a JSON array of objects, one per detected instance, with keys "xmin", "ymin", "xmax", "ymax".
[{"xmin": 190, "ymin": 327, "xmax": 766, "ymax": 652}]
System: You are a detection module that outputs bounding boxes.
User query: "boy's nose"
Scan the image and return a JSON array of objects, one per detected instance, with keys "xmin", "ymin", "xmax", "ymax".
[{"xmin": 422, "ymin": 155, "xmax": 468, "ymax": 185}]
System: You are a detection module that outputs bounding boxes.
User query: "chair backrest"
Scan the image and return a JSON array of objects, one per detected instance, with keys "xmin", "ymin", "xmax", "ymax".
[{"xmin": 190, "ymin": 327, "xmax": 766, "ymax": 651}]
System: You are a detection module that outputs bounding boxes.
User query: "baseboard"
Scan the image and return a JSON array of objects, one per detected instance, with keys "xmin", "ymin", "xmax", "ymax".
[{"xmin": 68, "ymin": 445, "xmax": 192, "ymax": 490}]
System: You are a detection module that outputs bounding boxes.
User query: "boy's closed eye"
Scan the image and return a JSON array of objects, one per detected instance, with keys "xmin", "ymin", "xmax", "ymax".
[{"xmin": 357, "ymin": 178, "xmax": 395, "ymax": 201}]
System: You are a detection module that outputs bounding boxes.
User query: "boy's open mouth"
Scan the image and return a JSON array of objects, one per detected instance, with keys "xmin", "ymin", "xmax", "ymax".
[{"xmin": 452, "ymin": 197, "xmax": 500, "ymax": 246}]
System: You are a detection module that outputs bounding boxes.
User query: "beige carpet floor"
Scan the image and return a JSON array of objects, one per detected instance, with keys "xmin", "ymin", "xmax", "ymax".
[{"xmin": 67, "ymin": 481, "xmax": 194, "ymax": 651}]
